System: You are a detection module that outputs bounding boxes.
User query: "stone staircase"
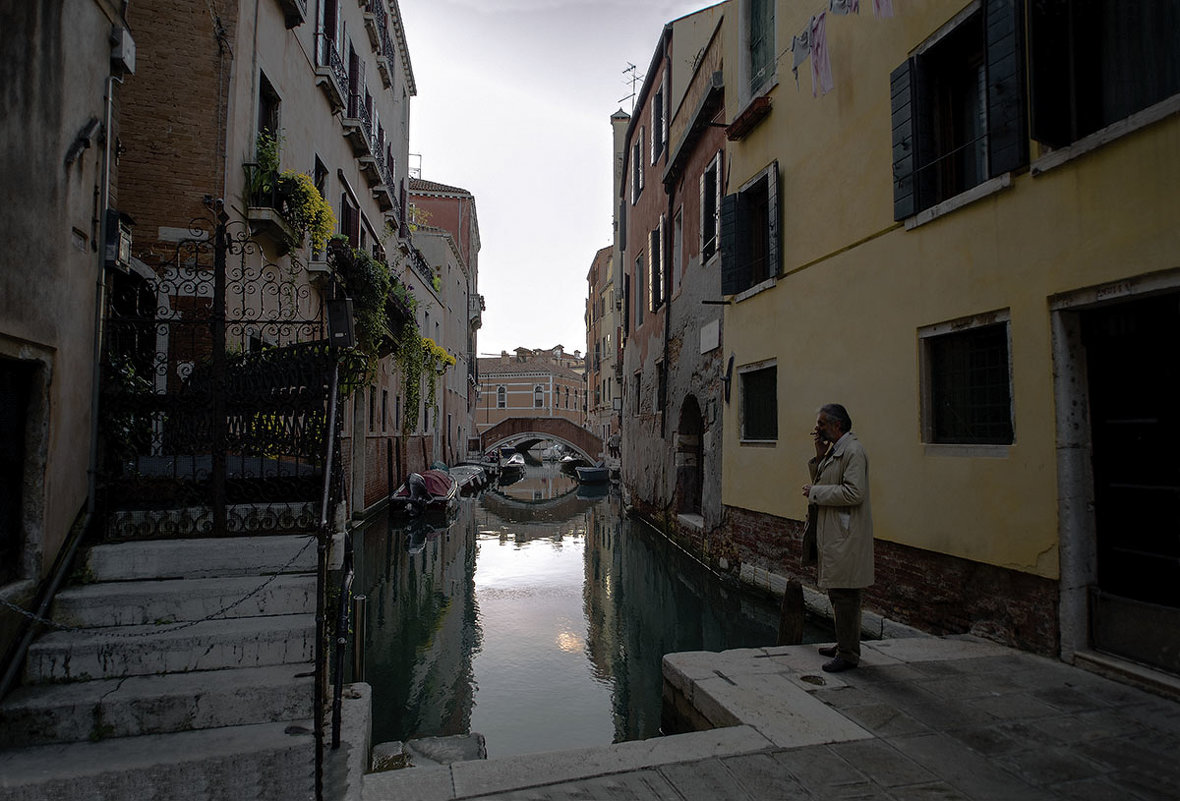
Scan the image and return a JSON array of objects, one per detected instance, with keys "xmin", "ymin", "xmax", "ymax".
[{"xmin": 0, "ymin": 534, "xmax": 328, "ymax": 800}]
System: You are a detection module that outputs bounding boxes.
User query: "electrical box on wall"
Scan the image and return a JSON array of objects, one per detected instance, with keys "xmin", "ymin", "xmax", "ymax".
[
  {"xmin": 110, "ymin": 25, "xmax": 136, "ymax": 75},
  {"xmin": 104, "ymin": 209, "xmax": 134, "ymax": 272}
]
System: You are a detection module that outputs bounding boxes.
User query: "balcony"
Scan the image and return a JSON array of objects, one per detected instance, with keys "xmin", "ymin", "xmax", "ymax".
[
  {"xmin": 276, "ymin": 0, "xmax": 306, "ymax": 28},
  {"xmin": 376, "ymin": 20, "xmax": 396, "ymax": 88},
  {"xmin": 243, "ymin": 163, "xmax": 298, "ymax": 253},
  {"xmin": 314, "ymin": 34, "xmax": 347, "ymax": 111},
  {"xmin": 370, "ymin": 154, "xmax": 396, "ymax": 212},
  {"xmin": 340, "ymin": 94, "xmax": 374, "ymax": 156},
  {"xmin": 469, "ymin": 294, "xmax": 484, "ymax": 329},
  {"xmin": 362, "ymin": 0, "xmax": 385, "ymax": 49}
]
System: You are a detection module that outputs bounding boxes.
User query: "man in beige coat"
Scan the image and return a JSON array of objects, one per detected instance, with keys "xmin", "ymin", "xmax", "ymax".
[{"xmin": 802, "ymin": 403, "xmax": 873, "ymax": 672}]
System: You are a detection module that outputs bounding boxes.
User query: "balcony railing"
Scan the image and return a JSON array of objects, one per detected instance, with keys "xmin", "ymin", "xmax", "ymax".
[
  {"xmin": 242, "ymin": 162, "xmax": 298, "ymax": 249},
  {"xmin": 407, "ymin": 246, "xmax": 433, "ymax": 286},
  {"xmin": 314, "ymin": 33, "xmax": 348, "ymax": 110},
  {"xmin": 342, "ymin": 93, "xmax": 374, "ymax": 156}
]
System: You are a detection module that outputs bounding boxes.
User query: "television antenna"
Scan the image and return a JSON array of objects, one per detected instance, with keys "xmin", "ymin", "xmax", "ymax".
[{"xmin": 619, "ymin": 63, "xmax": 644, "ymax": 112}]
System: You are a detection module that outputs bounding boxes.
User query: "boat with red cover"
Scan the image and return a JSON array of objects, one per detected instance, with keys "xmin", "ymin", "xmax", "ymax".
[{"xmin": 390, "ymin": 469, "xmax": 459, "ymax": 516}]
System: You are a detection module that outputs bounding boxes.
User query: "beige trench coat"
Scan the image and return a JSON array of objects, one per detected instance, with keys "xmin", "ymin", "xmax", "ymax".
[{"xmin": 805, "ymin": 432, "xmax": 874, "ymax": 589}]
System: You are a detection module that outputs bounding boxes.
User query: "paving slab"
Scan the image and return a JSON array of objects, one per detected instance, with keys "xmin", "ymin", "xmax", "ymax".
[
  {"xmin": 362, "ymin": 638, "xmax": 1180, "ymax": 801},
  {"xmin": 692, "ymin": 672, "xmax": 872, "ymax": 748}
]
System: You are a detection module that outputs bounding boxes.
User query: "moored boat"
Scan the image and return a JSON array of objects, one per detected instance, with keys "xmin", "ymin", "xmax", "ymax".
[
  {"xmin": 390, "ymin": 469, "xmax": 459, "ymax": 516},
  {"xmin": 575, "ymin": 462, "xmax": 609, "ymax": 484}
]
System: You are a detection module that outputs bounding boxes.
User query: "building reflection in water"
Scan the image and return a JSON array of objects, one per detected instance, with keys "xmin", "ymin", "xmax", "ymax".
[{"xmin": 352, "ymin": 463, "xmax": 818, "ymax": 758}]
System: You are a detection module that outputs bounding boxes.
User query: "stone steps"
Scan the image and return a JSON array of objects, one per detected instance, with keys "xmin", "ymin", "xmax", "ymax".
[
  {"xmin": 0, "ymin": 533, "xmax": 329, "ymax": 798},
  {"xmin": 24, "ymin": 614, "xmax": 316, "ymax": 684},
  {"xmin": 0, "ymin": 719, "xmax": 315, "ymax": 801},
  {"xmin": 82, "ymin": 534, "xmax": 320, "ymax": 581},
  {"xmin": 51, "ymin": 574, "xmax": 316, "ymax": 628},
  {"xmin": 0, "ymin": 664, "xmax": 314, "ymax": 748}
]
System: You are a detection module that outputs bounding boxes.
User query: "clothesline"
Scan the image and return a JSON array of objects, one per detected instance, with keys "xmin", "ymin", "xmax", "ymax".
[{"xmin": 764, "ymin": 0, "xmax": 895, "ymax": 98}]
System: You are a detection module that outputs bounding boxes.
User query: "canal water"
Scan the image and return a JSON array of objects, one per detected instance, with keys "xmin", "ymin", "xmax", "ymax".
[{"xmin": 350, "ymin": 459, "xmax": 829, "ymax": 759}]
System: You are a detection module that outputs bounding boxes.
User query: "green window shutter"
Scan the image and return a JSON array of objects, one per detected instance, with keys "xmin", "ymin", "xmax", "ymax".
[
  {"xmin": 985, "ymin": 0, "xmax": 1029, "ymax": 176},
  {"xmin": 890, "ymin": 60, "xmax": 917, "ymax": 221},
  {"xmin": 720, "ymin": 193, "xmax": 750, "ymax": 295}
]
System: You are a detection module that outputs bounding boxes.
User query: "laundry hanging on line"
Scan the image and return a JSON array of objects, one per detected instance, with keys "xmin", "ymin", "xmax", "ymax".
[{"xmin": 811, "ymin": 13, "xmax": 834, "ymax": 97}]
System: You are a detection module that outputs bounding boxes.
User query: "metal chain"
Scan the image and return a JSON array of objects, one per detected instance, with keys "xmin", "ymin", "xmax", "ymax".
[{"xmin": 0, "ymin": 535, "xmax": 317, "ymax": 639}]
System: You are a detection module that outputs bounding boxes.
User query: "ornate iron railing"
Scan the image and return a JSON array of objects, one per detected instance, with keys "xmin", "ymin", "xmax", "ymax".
[
  {"xmin": 316, "ymin": 32, "xmax": 349, "ymax": 93},
  {"xmin": 99, "ymin": 214, "xmax": 354, "ymax": 539}
]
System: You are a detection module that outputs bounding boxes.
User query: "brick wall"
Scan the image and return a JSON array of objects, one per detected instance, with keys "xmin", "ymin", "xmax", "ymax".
[{"xmin": 715, "ymin": 505, "xmax": 1060, "ymax": 656}]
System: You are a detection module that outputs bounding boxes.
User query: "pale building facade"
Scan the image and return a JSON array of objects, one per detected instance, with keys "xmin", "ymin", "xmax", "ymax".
[{"xmin": 716, "ymin": 0, "xmax": 1180, "ymax": 669}]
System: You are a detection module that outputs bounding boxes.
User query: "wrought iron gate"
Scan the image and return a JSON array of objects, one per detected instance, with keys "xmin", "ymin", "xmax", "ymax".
[{"xmin": 100, "ymin": 215, "xmax": 350, "ymax": 538}]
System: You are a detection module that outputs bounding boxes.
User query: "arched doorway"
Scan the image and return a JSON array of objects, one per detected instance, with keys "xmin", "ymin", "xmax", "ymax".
[{"xmin": 675, "ymin": 396, "xmax": 704, "ymax": 515}]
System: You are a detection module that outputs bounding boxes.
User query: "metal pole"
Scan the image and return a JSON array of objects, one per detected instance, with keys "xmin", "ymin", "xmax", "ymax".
[
  {"xmin": 314, "ymin": 360, "xmax": 340, "ymax": 800},
  {"xmin": 211, "ymin": 215, "xmax": 228, "ymax": 535}
]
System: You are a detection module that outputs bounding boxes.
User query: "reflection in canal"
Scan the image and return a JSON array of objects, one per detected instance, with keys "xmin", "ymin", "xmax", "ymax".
[{"xmin": 352, "ymin": 462, "xmax": 826, "ymax": 759}]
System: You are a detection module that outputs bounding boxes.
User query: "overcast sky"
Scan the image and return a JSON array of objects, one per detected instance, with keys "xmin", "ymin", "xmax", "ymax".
[{"xmin": 399, "ymin": 0, "xmax": 717, "ymax": 358}]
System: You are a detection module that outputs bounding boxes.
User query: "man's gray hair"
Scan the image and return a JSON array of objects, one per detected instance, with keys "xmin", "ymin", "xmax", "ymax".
[{"xmin": 819, "ymin": 403, "xmax": 852, "ymax": 433}]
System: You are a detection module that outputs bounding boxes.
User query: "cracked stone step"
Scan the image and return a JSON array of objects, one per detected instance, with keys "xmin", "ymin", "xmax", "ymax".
[
  {"xmin": 51, "ymin": 574, "xmax": 317, "ymax": 628},
  {"xmin": 0, "ymin": 664, "xmax": 314, "ymax": 747},
  {"xmin": 0, "ymin": 719, "xmax": 315, "ymax": 801},
  {"xmin": 23, "ymin": 615, "xmax": 315, "ymax": 684},
  {"xmin": 81, "ymin": 535, "xmax": 322, "ymax": 582}
]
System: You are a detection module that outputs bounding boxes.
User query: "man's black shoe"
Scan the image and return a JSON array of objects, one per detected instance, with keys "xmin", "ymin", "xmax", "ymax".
[
  {"xmin": 822, "ymin": 657, "xmax": 857, "ymax": 673},
  {"xmin": 818, "ymin": 645, "xmax": 838, "ymax": 658}
]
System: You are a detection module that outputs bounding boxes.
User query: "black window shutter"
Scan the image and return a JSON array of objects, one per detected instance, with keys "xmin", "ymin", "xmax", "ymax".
[
  {"xmin": 985, "ymin": 0, "xmax": 1028, "ymax": 176},
  {"xmin": 890, "ymin": 60, "xmax": 916, "ymax": 221},
  {"xmin": 766, "ymin": 161, "xmax": 780, "ymax": 277},
  {"xmin": 1028, "ymin": 0, "xmax": 1072, "ymax": 149},
  {"xmin": 720, "ymin": 193, "xmax": 750, "ymax": 295}
]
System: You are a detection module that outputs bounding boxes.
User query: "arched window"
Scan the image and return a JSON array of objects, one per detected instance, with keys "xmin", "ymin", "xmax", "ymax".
[
  {"xmin": 497, "ymin": 385, "xmax": 506, "ymax": 408},
  {"xmin": 534, "ymin": 385, "xmax": 544, "ymax": 408}
]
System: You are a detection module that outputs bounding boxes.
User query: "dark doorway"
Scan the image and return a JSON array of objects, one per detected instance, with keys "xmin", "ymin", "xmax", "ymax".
[
  {"xmin": 675, "ymin": 396, "xmax": 704, "ymax": 515},
  {"xmin": 0, "ymin": 358, "xmax": 33, "ymax": 584},
  {"xmin": 1082, "ymin": 292, "xmax": 1180, "ymax": 673}
]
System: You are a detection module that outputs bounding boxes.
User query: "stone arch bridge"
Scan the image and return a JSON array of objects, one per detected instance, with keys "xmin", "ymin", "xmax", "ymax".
[{"xmin": 480, "ymin": 417, "xmax": 602, "ymax": 463}]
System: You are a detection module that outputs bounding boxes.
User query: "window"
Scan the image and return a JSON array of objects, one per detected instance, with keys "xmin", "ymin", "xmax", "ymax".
[
  {"xmin": 634, "ymin": 256, "xmax": 645, "ymax": 327},
  {"xmin": 721, "ymin": 162, "xmax": 779, "ymax": 295},
  {"xmin": 631, "ymin": 127, "xmax": 645, "ymax": 203},
  {"xmin": 258, "ymin": 72, "xmax": 281, "ymax": 137},
  {"xmin": 657, "ymin": 360, "xmax": 667, "ymax": 415},
  {"xmin": 921, "ymin": 315, "xmax": 1013, "ymax": 445},
  {"xmin": 700, "ymin": 153, "xmax": 722, "ymax": 263},
  {"xmin": 381, "ymin": 390, "xmax": 388, "ymax": 432},
  {"xmin": 740, "ymin": 363, "xmax": 777, "ymax": 441},
  {"xmin": 565, "ymin": 387, "xmax": 569, "ymax": 409},
  {"xmin": 746, "ymin": 0, "xmax": 776, "ymax": 97},
  {"xmin": 891, "ymin": 0, "xmax": 1028, "ymax": 220},
  {"xmin": 534, "ymin": 385, "xmax": 544, "ymax": 408},
  {"xmin": 368, "ymin": 386, "xmax": 376, "ymax": 432},
  {"xmin": 651, "ymin": 83, "xmax": 666, "ymax": 163},
  {"xmin": 395, "ymin": 395, "xmax": 401, "ymax": 430},
  {"xmin": 649, "ymin": 218, "xmax": 664, "ymax": 311},
  {"xmin": 339, "ymin": 191, "xmax": 359, "ymax": 248},
  {"xmin": 632, "ymin": 373, "xmax": 641, "ymax": 417},
  {"xmin": 672, "ymin": 209, "xmax": 683, "ymax": 296},
  {"xmin": 1029, "ymin": 1, "xmax": 1180, "ymax": 149}
]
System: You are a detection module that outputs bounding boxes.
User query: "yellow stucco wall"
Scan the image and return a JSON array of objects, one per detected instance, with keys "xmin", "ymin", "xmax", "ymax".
[{"xmin": 720, "ymin": 0, "xmax": 1180, "ymax": 579}]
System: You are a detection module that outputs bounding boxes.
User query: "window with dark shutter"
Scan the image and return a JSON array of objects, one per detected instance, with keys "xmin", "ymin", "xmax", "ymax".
[
  {"xmin": 1029, "ymin": 0, "xmax": 1180, "ymax": 149},
  {"xmin": 701, "ymin": 153, "xmax": 722, "ymax": 263},
  {"xmin": 720, "ymin": 162, "xmax": 779, "ymax": 296},
  {"xmin": 890, "ymin": 0, "xmax": 1028, "ymax": 220}
]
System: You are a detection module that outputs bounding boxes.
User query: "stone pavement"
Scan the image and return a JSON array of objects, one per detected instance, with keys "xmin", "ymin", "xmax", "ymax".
[{"xmin": 361, "ymin": 637, "xmax": 1180, "ymax": 801}]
